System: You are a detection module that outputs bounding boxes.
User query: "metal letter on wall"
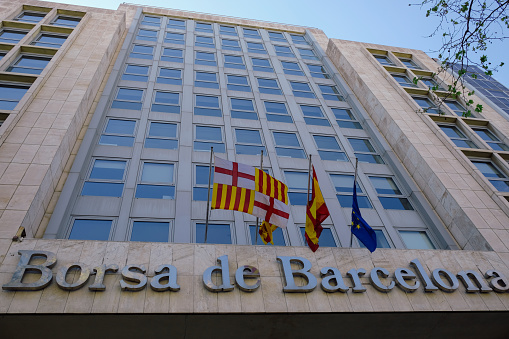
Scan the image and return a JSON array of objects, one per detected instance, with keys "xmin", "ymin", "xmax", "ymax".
[
  {"xmin": 56, "ymin": 263, "xmax": 91, "ymax": 291},
  {"xmin": 457, "ymin": 270, "xmax": 492, "ymax": 293},
  {"xmin": 120, "ymin": 265, "xmax": 147, "ymax": 291},
  {"xmin": 394, "ymin": 268, "xmax": 420, "ymax": 292},
  {"xmin": 150, "ymin": 264, "xmax": 180, "ymax": 292},
  {"xmin": 431, "ymin": 268, "xmax": 459, "ymax": 292},
  {"xmin": 409, "ymin": 259, "xmax": 438, "ymax": 292},
  {"xmin": 2, "ymin": 250, "xmax": 57, "ymax": 291},
  {"xmin": 202, "ymin": 255, "xmax": 234, "ymax": 292},
  {"xmin": 89, "ymin": 264, "xmax": 119, "ymax": 291},
  {"xmin": 235, "ymin": 265, "xmax": 261, "ymax": 292},
  {"xmin": 277, "ymin": 256, "xmax": 317, "ymax": 292},
  {"xmin": 346, "ymin": 268, "xmax": 366, "ymax": 293},
  {"xmin": 320, "ymin": 267, "xmax": 348, "ymax": 293},
  {"xmin": 485, "ymin": 270, "xmax": 509, "ymax": 293},
  {"xmin": 369, "ymin": 267, "xmax": 395, "ymax": 293}
]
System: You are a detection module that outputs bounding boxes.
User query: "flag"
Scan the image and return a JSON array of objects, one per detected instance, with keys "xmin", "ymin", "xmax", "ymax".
[
  {"xmin": 351, "ymin": 182, "xmax": 377, "ymax": 252},
  {"xmin": 305, "ymin": 166, "xmax": 330, "ymax": 252},
  {"xmin": 258, "ymin": 221, "xmax": 278, "ymax": 245},
  {"xmin": 214, "ymin": 156, "xmax": 288, "ymax": 204}
]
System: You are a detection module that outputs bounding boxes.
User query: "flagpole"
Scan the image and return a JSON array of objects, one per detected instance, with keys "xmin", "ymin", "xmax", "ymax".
[
  {"xmin": 204, "ymin": 147, "xmax": 213, "ymax": 244},
  {"xmin": 350, "ymin": 158, "xmax": 359, "ymax": 248},
  {"xmin": 307, "ymin": 154, "xmax": 312, "ymax": 205},
  {"xmin": 255, "ymin": 150, "xmax": 264, "ymax": 245}
]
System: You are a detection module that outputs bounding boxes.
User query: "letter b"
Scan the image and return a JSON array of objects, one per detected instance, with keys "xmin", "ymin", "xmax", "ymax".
[{"xmin": 2, "ymin": 250, "xmax": 57, "ymax": 291}]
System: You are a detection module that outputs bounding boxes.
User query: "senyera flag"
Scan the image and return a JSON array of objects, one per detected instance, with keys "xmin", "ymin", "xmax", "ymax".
[{"xmin": 305, "ymin": 166, "xmax": 330, "ymax": 252}]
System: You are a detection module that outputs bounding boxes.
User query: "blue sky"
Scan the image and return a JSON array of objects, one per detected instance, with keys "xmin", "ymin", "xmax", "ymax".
[{"xmin": 45, "ymin": 0, "xmax": 509, "ymax": 86}]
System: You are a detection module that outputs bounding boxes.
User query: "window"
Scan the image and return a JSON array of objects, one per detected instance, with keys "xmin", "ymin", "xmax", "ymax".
[
  {"xmin": 332, "ymin": 108, "xmax": 362, "ymax": 129},
  {"xmin": 421, "ymin": 78, "xmax": 445, "ymax": 91},
  {"xmin": 300, "ymin": 227, "xmax": 336, "ymax": 247},
  {"xmin": 268, "ymin": 31, "xmax": 286, "ymax": 42},
  {"xmin": 399, "ymin": 231, "xmax": 435, "ymax": 249},
  {"xmin": 359, "ymin": 230, "xmax": 391, "ymax": 249},
  {"xmin": 81, "ymin": 159, "xmax": 126, "ymax": 197},
  {"xmin": 220, "ymin": 25, "xmax": 237, "ymax": 36},
  {"xmin": 251, "ymin": 58, "xmax": 273, "ymax": 72},
  {"xmin": 412, "ymin": 96, "xmax": 440, "ymax": 114},
  {"xmin": 195, "ymin": 35, "xmax": 214, "ymax": 48},
  {"xmin": 222, "ymin": 39, "xmax": 241, "ymax": 51},
  {"xmin": 231, "ymin": 98, "xmax": 258, "ymax": 120},
  {"xmin": 31, "ymin": 32, "xmax": 68, "ymax": 48},
  {"xmin": 195, "ymin": 22, "xmax": 213, "ymax": 33},
  {"xmin": 399, "ymin": 58, "xmax": 421, "ymax": 69},
  {"xmin": 444, "ymin": 100, "xmax": 467, "ymax": 116},
  {"xmin": 99, "ymin": 119, "xmax": 136, "ymax": 147},
  {"xmin": 168, "ymin": 18, "xmax": 186, "ymax": 30},
  {"xmin": 348, "ymin": 138, "xmax": 384, "ymax": 164},
  {"xmin": 224, "ymin": 55, "xmax": 245, "ymax": 69},
  {"xmin": 130, "ymin": 45, "xmax": 154, "ymax": 60},
  {"xmin": 227, "ymin": 74, "xmax": 251, "ymax": 92},
  {"xmin": 141, "ymin": 15, "xmax": 161, "ymax": 26},
  {"xmin": 196, "ymin": 223, "xmax": 231, "ymax": 244},
  {"xmin": 243, "ymin": 28, "xmax": 261, "ymax": 39},
  {"xmin": 121, "ymin": 65, "xmax": 149, "ymax": 82},
  {"xmin": 307, "ymin": 64, "xmax": 329, "ymax": 79},
  {"xmin": 195, "ymin": 51, "xmax": 216, "ymax": 66},
  {"xmin": 7, "ymin": 54, "xmax": 52, "ymax": 75},
  {"xmin": 290, "ymin": 34, "xmax": 308, "ymax": 45},
  {"xmin": 300, "ymin": 105, "xmax": 329, "ymax": 126},
  {"xmin": 249, "ymin": 225, "xmax": 285, "ymax": 245},
  {"xmin": 136, "ymin": 29, "xmax": 158, "ymax": 41},
  {"xmin": 195, "ymin": 95, "xmax": 221, "ymax": 116},
  {"xmin": 69, "ymin": 219, "xmax": 112, "ymax": 241},
  {"xmin": 0, "ymin": 83, "xmax": 30, "ymax": 110},
  {"xmin": 274, "ymin": 45, "xmax": 295, "ymax": 58},
  {"xmin": 273, "ymin": 132, "xmax": 306, "ymax": 158},
  {"xmin": 51, "ymin": 15, "xmax": 81, "ymax": 27},
  {"xmin": 330, "ymin": 174, "xmax": 372, "ymax": 208},
  {"xmin": 151, "ymin": 91, "xmax": 180, "ymax": 113},
  {"xmin": 246, "ymin": 42, "xmax": 266, "ymax": 54},
  {"xmin": 0, "ymin": 29, "xmax": 28, "ymax": 44},
  {"xmin": 438, "ymin": 124, "xmax": 477, "ymax": 148},
  {"xmin": 145, "ymin": 122, "xmax": 178, "ymax": 150},
  {"xmin": 284, "ymin": 171, "xmax": 308, "ymax": 205},
  {"xmin": 264, "ymin": 101, "xmax": 292, "ymax": 123},
  {"xmin": 319, "ymin": 85, "xmax": 343, "ymax": 101},
  {"xmin": 313, "ymin": 135, "xmax": 347, "ymax": 161},
  {"xmin": 369, "ymin": 176, "xmax": 413, "ymax": 210},
  {"xmin": 471, "ymin": 160, "xmax": 509, "ymax": 192},
  {"xmin": 258, "ymin": 78, "xmax": 282, "ymax": 95},
  {"xmin": 472, "ymin": 128, "xmax": 509, "ymax": 151},
  {"xmin": 111, "ymin": 88, "xmax": 143, "ymax": 110},
  {"xmin": 290, "ymin": 81, "xmax": 315, "ymax": 98},
  {"xmin": 0, "ymin": 51, "xmax": 6, "ymax": 60},
  {"xmin": 234, "ymin": 129, "xmax": 265, "ymax": 155},
  {"xmin": 194, "ymin": 165, "xmax": 214, "ymax": 201},
  {"xmin": 161, "ymin": 48, "xmax": 183, "ymax": 63},
  {"xmin": 165, "ymin": 32, "xmax": 185, "ymax": 45},
  {"xmin": 281, "ymin": 61, "xmax": 304, "ymax": 76},
  {"xmin": 391, "ymin": 74, "xmax": 417, "ymax": 88},
  {"xmin": 14, "ymin": 11, "xmax": 46, "ymax": 23},
  {"xmin": 195, "ymin": 126, "xmax": 225, "ymax": 152},
  {"xmin": 131, "ymin": 221, "xmax": 170, "ymax": 242},
  {"xmin": 136, "ymin": 163, "xmax": 175, "ymax": 199},
  {"xmin": 195, "ymin": 71, "xmax": 219, "ymax": 88},
  {"xmin": 373, "ymin": 55, "xmax": 394, "ymax": 66},
  {"xmin": 298, "ymin": 48, "xmax": 318, "ymax": 60},
  {"xmin": 157, "ymin": 68, "xmax": 182, "ymax": 85}
]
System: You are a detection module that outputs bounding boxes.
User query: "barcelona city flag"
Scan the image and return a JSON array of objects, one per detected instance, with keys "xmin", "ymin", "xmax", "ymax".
[
  {"xmin": 258, "ymin": 221, "xmax": 278, "ymax": 245},
  {"xmin": 351, "ymin": 181, "xmax": 377, "ymax": 252},
  {"xmin": 305, "ymin": 166, "xmax": 330, "ymax": 252}
]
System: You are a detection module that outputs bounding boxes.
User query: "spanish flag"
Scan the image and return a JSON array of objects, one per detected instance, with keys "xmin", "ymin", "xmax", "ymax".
[
  {"xmin": 305, "ymin": 166, "xmax": 330, "ymax": 252},
  {"xmin": 258, "ymin": 221, "xmax": 278, "ymax": 245}
]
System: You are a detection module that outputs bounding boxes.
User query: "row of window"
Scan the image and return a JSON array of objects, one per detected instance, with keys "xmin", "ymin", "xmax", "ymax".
[
  {"xmin": 0, "ymin": 29, "xmax": 68, "ymax": 48},
  {"xmin": 373, "ymin": 53, "xmax": 422, "ymax": 71},
  {"xmin": 13, "ymin": 10, "xmax": 82, "ymax": 27},
  {"xmin": 67, "ymin": 217, "xmax": 435, "ymax": 250}
]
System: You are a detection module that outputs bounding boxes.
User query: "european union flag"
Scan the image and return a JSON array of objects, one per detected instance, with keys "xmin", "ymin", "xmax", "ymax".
[{"xmin": 351, "ymin": 182, "xmax": 377, "ymax": 252}]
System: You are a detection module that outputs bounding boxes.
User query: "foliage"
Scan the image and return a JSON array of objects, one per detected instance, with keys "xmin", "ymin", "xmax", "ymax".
[{"xmin": 411, "ymin": 0, "xmax": 509, "ymax": 116}]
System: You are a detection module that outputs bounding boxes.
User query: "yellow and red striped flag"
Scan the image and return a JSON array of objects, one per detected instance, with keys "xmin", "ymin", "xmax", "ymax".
[
  {"xmin": 258, "ymin": 221, "xmax": 278, "ymax": 245},
  {"xmin": 305, "ymin": 166, "xmax": 330, "ymax": 252}
]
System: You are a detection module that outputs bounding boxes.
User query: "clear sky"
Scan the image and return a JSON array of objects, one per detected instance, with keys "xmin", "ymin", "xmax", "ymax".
[{"xmin": 43, "ymin": 0, "xmax": 509, "ymax": 86}]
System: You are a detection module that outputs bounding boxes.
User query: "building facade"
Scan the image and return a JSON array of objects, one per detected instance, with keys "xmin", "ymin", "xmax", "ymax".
[{"xmin": 1, "ymin": 1, "xmax": 509, "ymax": 337}]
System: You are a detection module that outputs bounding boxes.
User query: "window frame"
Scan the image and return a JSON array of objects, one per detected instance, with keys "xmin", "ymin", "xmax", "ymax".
[
  {"xmin": 290, "ymin": 81, "xmax": 316, "ymax": 98},
  {"xmin": 6, "ymin": 53, "xmax": 52, "ymax": 75},
  {"xmin": 281, "ymin": 61, "xmax": 304, "ymax": 76},
  {"xmin": 283, "ymin": 170, "xmax": 309, "ymax": 205},
  {"xmin": 121, "ymin": 64, "xmax": 150, "ymax": 82},
  {"xmin": 347, "ymin": 137, "xmax": 385, "ymax": 164},
  {"xmin": 195, "ymin": 51, "xmax": 217, "ymax": 66},
  {"xmin": 67, "ymin": 217, "xmax": 114, "ymax": 241},
  {"xmin": 437, "ymin": 123, "xmax": 478, "ymax": 149},
  {"xmin": 194, "ymin": 222, "xmax": 234, "ymax": 244},
  {"xmin": 30, "ymin": 32, "xmax": 68, "ymax": 48},
  {"xmin": 226, "ymin": 74, "xmax": 251, "ymax": 92},
  {"xmin": 234, "ymin": 128, "xmax": 266, "ymax": 155},
  {"xmin": 195, "ymin": 22, "xmax": 213, "ymax": 33},
  {"xmin": 246, "ymin": 41, "xmax": 267, "ymax": 54},
  {"xmin": 141, "ymin": 15, "xmax": 162, "ymax": 27},
  {"xmin": 167, "ymin": 18, "xmax": 186, "ymax": 30},
  {"xmin": 193, "ymin": 164, "xmax": 215, "ymax": 201},
  {"xmin": 219, "ymin": 25, "xmax": 237, "ymax": 36},
  {"xmin": 369, "ymin": 176, "xmax": 414, "ymax": 211},
  {"xmin": 328, "ymin": 172, "xmax": 372, "ymax": 209},
  {"xmin": 129, "ymin": 219, "xmax": 173, "ymax": 243},
  {"xmin": 51, "ymin": 15, "xmax": 82, "ymax": 28},
  {"xmin": 161, "ymin": 47, "xmax": 183, "ymax": 63},
  {"xmin": 307, "ymin": 64, "xmax": 330, "ymax": 79},
  {"xmin": 312, "ymin": 134, "xmax": 348, "ymax": 162},
  {"xmin": 251, "ymin": 57, "xmax": 274, "ymax": 72},
  {"xmin": 332, "ymin": 107, "xmax": 363, "ymax": 129},
  {"xmin": 221, "ymin": 38, "xmax": 241, "ymax": 51},
  {"xmin": 471, "ymin": 126, "xmax": 509, "ymax": 151},
  {"xmin": 130, "ymin": 44, "xmax": 154, "ymax": 60},
  {"xmin": 470, "ymin": 158, "xmax": 509, "ymax": 192},
  {"xmin": 319, "ymin": 84, "xmax": 344, "ymax": 101},
  {"xmin": 223, "ymin": 54, "xmax": 245, "ymax": 69},
  {"xmin": 195, "ymin": 35, "xmax": 215, "ymax": 48},
  {"xmin": 194, "ymin": 71, "xmax": 219, "ymax": 89},
  {"xmin": 243, "ymin": 28, "xmax": 261, "ymax": 39},
  {"xmin": 373, "ymin": 54, "xmax": 394, "ymax": 66},
  {"xmin": 99, "ymin": 118, "xmax": 137, "ymax": 147},
  {"xmin": 272, "ymin": 131, "xmax": 306, "ymax": 159},
  {"xmin": 111, "ymin": 87, "xmax": 144, "ymax": 111},
  {"xmin": 391, "ymin": 73, "xmax": 417, "ymax": 88},
  {"xmin": 268, "ymin": 31, "xmax": 287, "ymax": 42},
  {"xmin": 264, "ymin": 101, "xmax": 293, "ymax": 123},
  {"xmin": 136, "ymin": 28, "xmax": 158, "ymax": 42},
  {"xmin": 257, "ymin": 77, "xmax": 282, "ymax": 95},
  {"xmin": 81, "ymin": 158, "xmax": 128, "ymax": 198},
  {"xmin": 0, "ymin": 28, "xmax": 29, "ymax": 44},
  {"xmin": 230, "ymin": 97, "xmax": 258, "ymax": 120},
  {"xmin": 297, "ymin": 48, "xmax": 318, "ymax": 60},
  {"xmin": 165, "ymin": 32, "xmax": 185, "ymax": 45},
  {"xmin": 151, "ymin": 90, "xmax": 180, "ymax": 114},
  {"xmin": 135, "ymin": 161, "xmax": 176, "ymax": 200},
  {"xmin": 156, "ymin": 67, "xmax": 183, "ymax": 85},
  {"xmin": 13, "ymin": 11, "xmax": 47, "ymax": 23},
  {"xmin": 300, "ymin": 105, "xmax": 330, "ymax": 126},
  {"xmin": 144, "ymin": 121, "xmax": 179, "ymax": 150},
  {"xmin": 194, "ymin": 94, "xmax": 222, "ymax": 117},
  {"xmin": 194, "ymin": 125, "xmax": 226, "ymax": 153}
]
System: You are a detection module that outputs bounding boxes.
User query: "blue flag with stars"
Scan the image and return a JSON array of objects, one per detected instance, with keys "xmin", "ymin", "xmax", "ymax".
[{"xmin": 351, "ymin": 182, "xmax": 377, "ymax": 252}]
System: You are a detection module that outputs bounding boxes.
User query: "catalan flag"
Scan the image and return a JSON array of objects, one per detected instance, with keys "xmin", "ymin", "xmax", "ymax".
[
  {"xmin": 258, "ymin": 221, "xmax": 278, "ymax": 245},
  {"xmin": 305, "ymin": 166, "xmax": 330, "ymax": 252},
  {"xmin": 351, "ymin": 181, "xmax": 377, "ymax": 252},
  {"xmin": 211, "ymin": 183, "xmax": 255, "ymax": 214}
]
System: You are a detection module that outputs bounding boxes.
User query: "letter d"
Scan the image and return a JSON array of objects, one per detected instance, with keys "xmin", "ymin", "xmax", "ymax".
[{"xmin": 2, "ymin": 250, "xmax": 57, "ymax": 291}]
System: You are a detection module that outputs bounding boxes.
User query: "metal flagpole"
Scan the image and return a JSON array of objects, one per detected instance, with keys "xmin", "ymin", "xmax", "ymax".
[
  {"xmin": 350, "ymin": 158, "xmax": 359, "ymax": 248},
  {"xmin": 255, "ymin": 150, "xmax": 264, "ymax": 245},
  {"xmin": 307, "ymin": 155, "xmax": 312, "ymax": 206},
  {"xmin": 204, "ymin": 147, "xmax": 213, "ymax": 244}
]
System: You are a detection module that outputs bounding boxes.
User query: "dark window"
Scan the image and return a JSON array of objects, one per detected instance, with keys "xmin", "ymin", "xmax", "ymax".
[
  {"xmin": 7, "ymin": 55, "xmax": 52, "ymax": 75},
  {"xmin": 196, "ymin": 223, "xmax": 231, "ymax": 244},
  {"xmin": 0, "ymin": 29, "xmax": 28, "ymax": 44},
  {"xmin": 0, "ymin": 83, "xmax": 31, "ymax": 110},
  {"xmin": 131, "ymin": 221, "xmax": 170, "ymax": 242},
  {"xmin": 14, "ymin": 11, "xmax": 46, "ymax": 23},
  {"xmin": 69, "ymin": 219, "xmax": 112, "ymax": 241},
  {"xmin": 31, "ymin": 33, "xmax": 68, "ymax": 48}
]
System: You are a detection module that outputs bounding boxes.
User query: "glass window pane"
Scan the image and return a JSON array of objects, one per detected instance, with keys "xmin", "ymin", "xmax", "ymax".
[
  {"xmin": 82, "ymin": 182, "xmax": 124, "ymax": 197},
  {"xmin": 145, "ymin": 138, "xmax": 178, "ymax": 149},
  {"xmin": 359, "ymin": 230, "xmax": 390, "ymax": 249},
  {"xmin": 99, "ymin": 135, "xmax": 134, "ymax": 147},
  {"xmin": 330, "ymin": 174, "xmax": 360, "ymax": 193},
  {"xmin": 196, "ymin": 165, "xmax": 213, "ymax": 186},
  {"xmin": 69, "ymin": 219, "xmax": 111, "ymax": 240},
  {"xmin": 300, "ymin": 227, "xmax": 336, "ymax": 247},
  {"xmin": 314, "ymin": 135, "xmax": 340, "ymax": 149},
  {"xmin": 141, "ymin": 163, "xmax": 173, "ymax": 183},
  {"xmin": 131, "ymin": 221, "xmax": 169, "ymax": 242},
  {"xmin": 149, "ymin": 122, "xmax": 177, "ymax": 138},
  {"xmin": 356, "ymin": 154, "xmax": 384, "ymax": 164},
  {"xmin": 90, "ymin": 160, "xmax": 126, "ymax": 180},
  {"xmin": 288, "ymin": 192, "xmax": 308, "ymax": 205},
  {"xmin": 301, "ymin": 105, "xmax": 323, "ymax": 117},
  {"xmin": 285, "ymin": 171, "xmax": 308, "ymax": 190},
  {"xmin": 136, "ymin": 185, "xmax": 175, "ymax": 199},
  {"xmin": 236, "ymin": 145, "xmax": 265, "ymax": 155},
  {"xmin": 236, "ymin": 129, "xmax": 262, "ymax": 144},
  {"xmin": 472, "ymin": 161, "xmax": 505, "ymax": 178},
  {"xmin": 379, "ymin": 197, "xmax": 413, "ymax": 210},
  {"xmin": 400, "ymin": 231, "xmax": 435, "ymax": 249},
  {"xmin": 196, "ymin": 223, "xmax": 231, "ymax": 244},
  {"xmin": 273, "ymin": 132, "xmax": 300, "ymax": 147},
  {"xmin": 370, "ymin": 177, "xmax": 402, "ymax": 195},
  {"xmin": 264, "ymin": 101, "xmax": 287, "ymax": 114},
  {"xmin": 276, "ymin": 148, "xmax": 306, "ymax": 158},
  {"xmin": 337, "ymin": 194, "xmax": 372, "ymax": 208},
  {"xmin": 196, "ymin": 126, "xmax": 222, "ymax": 141},
  {"xmin": 349, "ymin": 139, "xmax": 375, "ymax": 152},
  {"xmin": 318, "ymin": 150, "xmax": 347, "ymax": 161},
  {"xmin": 105, "ymin": 119, "xmax": 135, "ymax": 135}
]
